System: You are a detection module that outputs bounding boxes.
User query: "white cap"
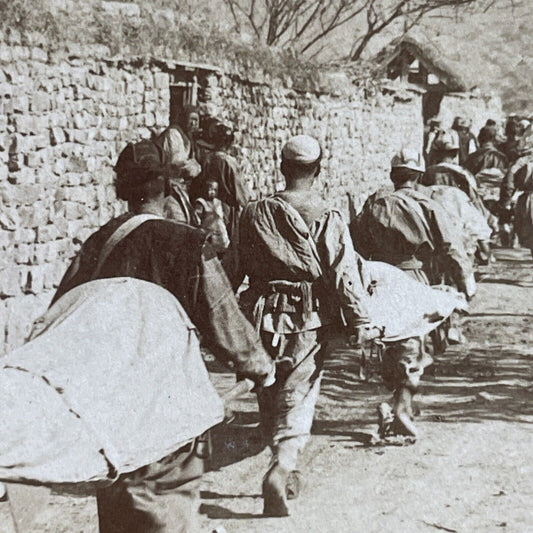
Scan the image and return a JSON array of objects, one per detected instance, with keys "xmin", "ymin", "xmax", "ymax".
[
  {"xmin": 282, "ymin": 135, "xmax": 321, "ymax": 164},
  {"xmin": 390, "ymin": 148, "xmax": 425, "ymax": 172}
]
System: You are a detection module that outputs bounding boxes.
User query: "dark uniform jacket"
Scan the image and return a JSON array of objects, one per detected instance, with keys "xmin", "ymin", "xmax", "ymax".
[
  {"xmin": 53, "ymin": 213, "xmax": 272, "ymax": 382},
  {"xmin": 466, "ymin": 143, "xmax": 508, "ymax": 175}
]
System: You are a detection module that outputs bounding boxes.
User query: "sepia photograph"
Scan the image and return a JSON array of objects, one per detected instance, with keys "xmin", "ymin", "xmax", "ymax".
[{"xmin": 0, "ymin": 0, "xmax": 531, "ymax": 531}]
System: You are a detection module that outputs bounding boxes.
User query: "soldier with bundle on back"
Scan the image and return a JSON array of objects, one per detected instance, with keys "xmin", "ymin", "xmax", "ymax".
[
  {"xmin": 53, "ymin": 139, "xmax": 275, "ymax": 533},
  {"xmin": 351, "ymin": 149, "xmax": 475, "ymax": 439}
]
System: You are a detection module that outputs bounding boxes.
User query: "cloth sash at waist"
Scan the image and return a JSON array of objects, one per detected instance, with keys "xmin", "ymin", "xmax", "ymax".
[
  {"xmin": 245, "ymin": 279, "xmax": 329, "ymax": 334},
  {"xmin": 252, "ymin": 279, "xmax": 318, "ymax": 318}
]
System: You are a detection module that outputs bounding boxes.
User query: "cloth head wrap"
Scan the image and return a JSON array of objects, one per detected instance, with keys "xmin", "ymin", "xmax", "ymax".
[{"xmin": 114, "ymin": 140, "xmax": 168, "ymax": 191}]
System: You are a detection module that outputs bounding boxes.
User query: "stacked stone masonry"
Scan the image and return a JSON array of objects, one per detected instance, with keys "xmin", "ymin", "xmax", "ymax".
[
  {"xmin": 439, "ymin": 92, "xmax": 504, "ymax": 134},
  {"xmin": 204, "ymin": 75, "xmax": 424, "ymax": 216},
  {"xmin": 0, "ymin": 46, "xmax": 170, "ymax": 354},
  {"xmin": 0, "ymin": 44, "xmax": 502, "ymax": 354}
]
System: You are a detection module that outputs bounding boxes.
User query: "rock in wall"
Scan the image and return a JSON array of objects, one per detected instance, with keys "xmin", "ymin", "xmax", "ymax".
[
  {"xmin": 204, "ymin": 75, "xmax": 424, "ymax": 216},
  {"xmin": 439, "ymin": 92, "xmax": 503, "ymax": 133}
]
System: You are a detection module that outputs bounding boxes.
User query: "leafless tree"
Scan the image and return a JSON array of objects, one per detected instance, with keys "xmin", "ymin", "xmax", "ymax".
[
  {"xmin": 349, "ymin": 0, "xmax": 486, "ymax": 60},
  {"xmin": 221, "ymin": 0, "xmax": 497, "ymax": 59}
]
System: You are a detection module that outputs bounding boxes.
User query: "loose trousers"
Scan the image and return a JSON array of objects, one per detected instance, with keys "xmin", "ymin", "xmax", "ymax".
[
  {"xmin": 257, "ymin": 328, "xmax": 329, "ymax": 470},
  {"xmin": 97, "ymin": 437, "xmax": 209, "ymax": 533}
]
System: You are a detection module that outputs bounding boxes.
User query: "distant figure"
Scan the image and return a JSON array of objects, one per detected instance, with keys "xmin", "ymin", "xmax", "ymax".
[
  {"xmin": 155, "ymin": 105, "xmax": 202, "ymax": 225},
  {"xmin": 421, "ymin": 131, "xmax": 494, "ymax": 226},
  {"xmin": 194, "ymin": 177, "xmax": 230, "ymax": 254},
  {"xmin": 423, "ymin": 118, "xmax": 443, "ymax": 166},
  {"xmin": 499, "ymin": 117, "xmax": 529, "ymax": 164},
  {"xmin": 194, "ymin": 120, "xmax": 250, "ymax": 286},
  {"xmin": 465, "ymin": 125, "xmax": 508, "ymax": 175},
  {"xmin": 512, "ymin": 160, "xmax": 533, "ymax": 256},
  {"xmin": 452, "ymin": 116, "xmax": 478, "ymax": 166},
  {"xmin": 499, "ymin": 154, "xmax": 533, "ymax": 252},
  {"xmin": 422, "ymin": 131, "xmax": 477, "ymax": 191}
]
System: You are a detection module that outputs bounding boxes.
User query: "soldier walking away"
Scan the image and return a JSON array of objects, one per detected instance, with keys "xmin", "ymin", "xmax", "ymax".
[
  {"xmin": 500, "ymin": 155, "xmax": 533, "ymax": 257},
  {"xmin": 423, "ymin": 118, "xmax": 443, "ymax": 166},
  {"xmin": 499, "ymin": 116, "xmax": 530, "ymax": 165},
  {"xmin": 53, "ymin": 139, "xmax": 275, "ymax": 533},
  {"xmin": 452, "ymin": 116, "xmax": 478, "ymax": 166},
  {"xmin": 466, "ymin": 125, "xmax": 508, "ymax": 176},
  {"xmin": 421, "ymin": 131, "xmax": 495, "ymax": 227},
  {"xmin": 351, "ymin": 149, "xmax": 475, "ymax": 439},
  {"xmin": 239, "ymin": 135, "xmax": 372, "ymax": 517}
]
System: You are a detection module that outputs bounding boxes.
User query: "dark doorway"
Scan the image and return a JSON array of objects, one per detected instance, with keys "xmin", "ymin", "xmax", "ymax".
[
  {"xmin": 169, "ymin": 72, "xmax": 200, "ymax": 124},
  {"xmin": 167, "ymin": 63, "xmax": 218, "ymax": 124},
  {"xmin": 422, "ymin": 90, "xmax": 444, "ymax": 124}
]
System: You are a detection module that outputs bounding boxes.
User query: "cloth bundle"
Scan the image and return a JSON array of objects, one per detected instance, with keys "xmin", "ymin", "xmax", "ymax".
[
  {"xmin": 0, "ymin": 278, "xmax": 224, "ymax": 488},
  {"xmin": 360, "ymin": 260, "xmax": 468, "ymax": 342}
]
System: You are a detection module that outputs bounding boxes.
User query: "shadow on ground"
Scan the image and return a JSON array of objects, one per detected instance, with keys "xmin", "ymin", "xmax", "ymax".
[
  {"xmin": 419, "ymin": 343, "xmax": 533, "ymax": 424},
  {"xmin": 313, "ymin": 336, "xmax": 533, "ymax": 441},
  {"xmin": 209, "ymin": 411, "xmax": 266, "ymax": 471},
  {"xmin": 204, "ymin": 247, "xmax": 533, "ymax": 469}
]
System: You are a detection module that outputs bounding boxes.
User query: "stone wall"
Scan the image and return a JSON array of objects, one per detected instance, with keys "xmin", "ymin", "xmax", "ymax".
[
  {"xmin": 204, "ymin": 77, "xmax": 424, "ymax": 215},
  {"xmin": 0, "ymin": 46, "xmax": 170, "ymax": 354}
]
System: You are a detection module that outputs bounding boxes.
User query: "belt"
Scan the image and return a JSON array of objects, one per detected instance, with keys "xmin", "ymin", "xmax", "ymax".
[{"xmin": 249, "ymin": 279, "xmax": 319, "ymax": 332}]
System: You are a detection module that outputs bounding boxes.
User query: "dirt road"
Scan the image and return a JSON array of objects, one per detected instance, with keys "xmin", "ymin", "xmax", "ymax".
[{"xmin": 2, "ymin": 248, "xmax": 532, "ymax": 533}]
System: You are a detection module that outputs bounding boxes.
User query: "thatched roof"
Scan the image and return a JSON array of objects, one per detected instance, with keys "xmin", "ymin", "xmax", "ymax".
[{"xmin": 374, "ymin": 35, "xmax": 471, "ymax": 92}]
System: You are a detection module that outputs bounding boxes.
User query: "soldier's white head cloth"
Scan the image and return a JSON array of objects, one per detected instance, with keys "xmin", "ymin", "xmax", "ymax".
[
  {"xmin": 282, "ymin": 135, "xmax": 321, "ymax": 164},
  {"xmin": 391, "ymin": 148, "xmax": 425, "ymax": 172}
]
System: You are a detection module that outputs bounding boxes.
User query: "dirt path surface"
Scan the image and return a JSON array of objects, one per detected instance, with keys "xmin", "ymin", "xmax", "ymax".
[{"xmin": 1, "ymin": 248, "xmax": 532, "ymax": 533}]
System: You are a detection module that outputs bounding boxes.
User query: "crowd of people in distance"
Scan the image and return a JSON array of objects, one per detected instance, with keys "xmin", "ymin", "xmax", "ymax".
[{"xmin": 424, "ymin": 114, "xmax": 533, "ymax": 257}]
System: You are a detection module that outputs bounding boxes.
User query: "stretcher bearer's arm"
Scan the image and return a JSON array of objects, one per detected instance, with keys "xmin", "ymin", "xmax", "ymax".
[
  {"xmin": 319, "ymin": 211, "xmax": 371, "ymax": 331},
  {"xmin": 428, "ymin": 203, "xmax": 475, "ymax": 298},
  {"xmin": 349, "ymin": 200, "xmax": 374, "ymax": 260},
  {"xmin": 193, "ymin": 244, "xmax": 275, "ymax": 385}
]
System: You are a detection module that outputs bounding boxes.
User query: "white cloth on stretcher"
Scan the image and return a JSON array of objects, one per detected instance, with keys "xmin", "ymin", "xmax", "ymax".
[
  {"xmin": 0, "ymin": 277, "xmax": 224, "ymax": 487},
  {"xmin": 360, "ymin": 261, "xmax": 469, "ymax": 342}
]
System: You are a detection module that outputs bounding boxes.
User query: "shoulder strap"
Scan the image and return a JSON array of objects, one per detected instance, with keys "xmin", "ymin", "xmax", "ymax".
[
  {"xmin": 272, "ymin": 197, "xmax": 324, "ymax": 276},
  {"xmin": 91, "ymin": 214, "xmax": 163, "ymax": 280}
]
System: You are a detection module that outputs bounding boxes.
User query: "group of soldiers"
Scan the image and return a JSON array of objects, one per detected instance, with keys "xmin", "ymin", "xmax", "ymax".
[
  {"xmin": 425, "ymin": 114, "xmax": 533, "ymax": 256},
  {"xmin": 31, "ymin": 108, "xmax": 532, "ymax": 532}
]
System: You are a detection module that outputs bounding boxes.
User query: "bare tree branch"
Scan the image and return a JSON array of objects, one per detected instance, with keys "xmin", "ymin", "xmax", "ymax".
[
  {"xmin": 301, "ymin": 2, "xmax": 369, "ymax": 53},
  {"xmin": 220, "ymin": 0, "xmax": 497, "ymax": 60}
]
